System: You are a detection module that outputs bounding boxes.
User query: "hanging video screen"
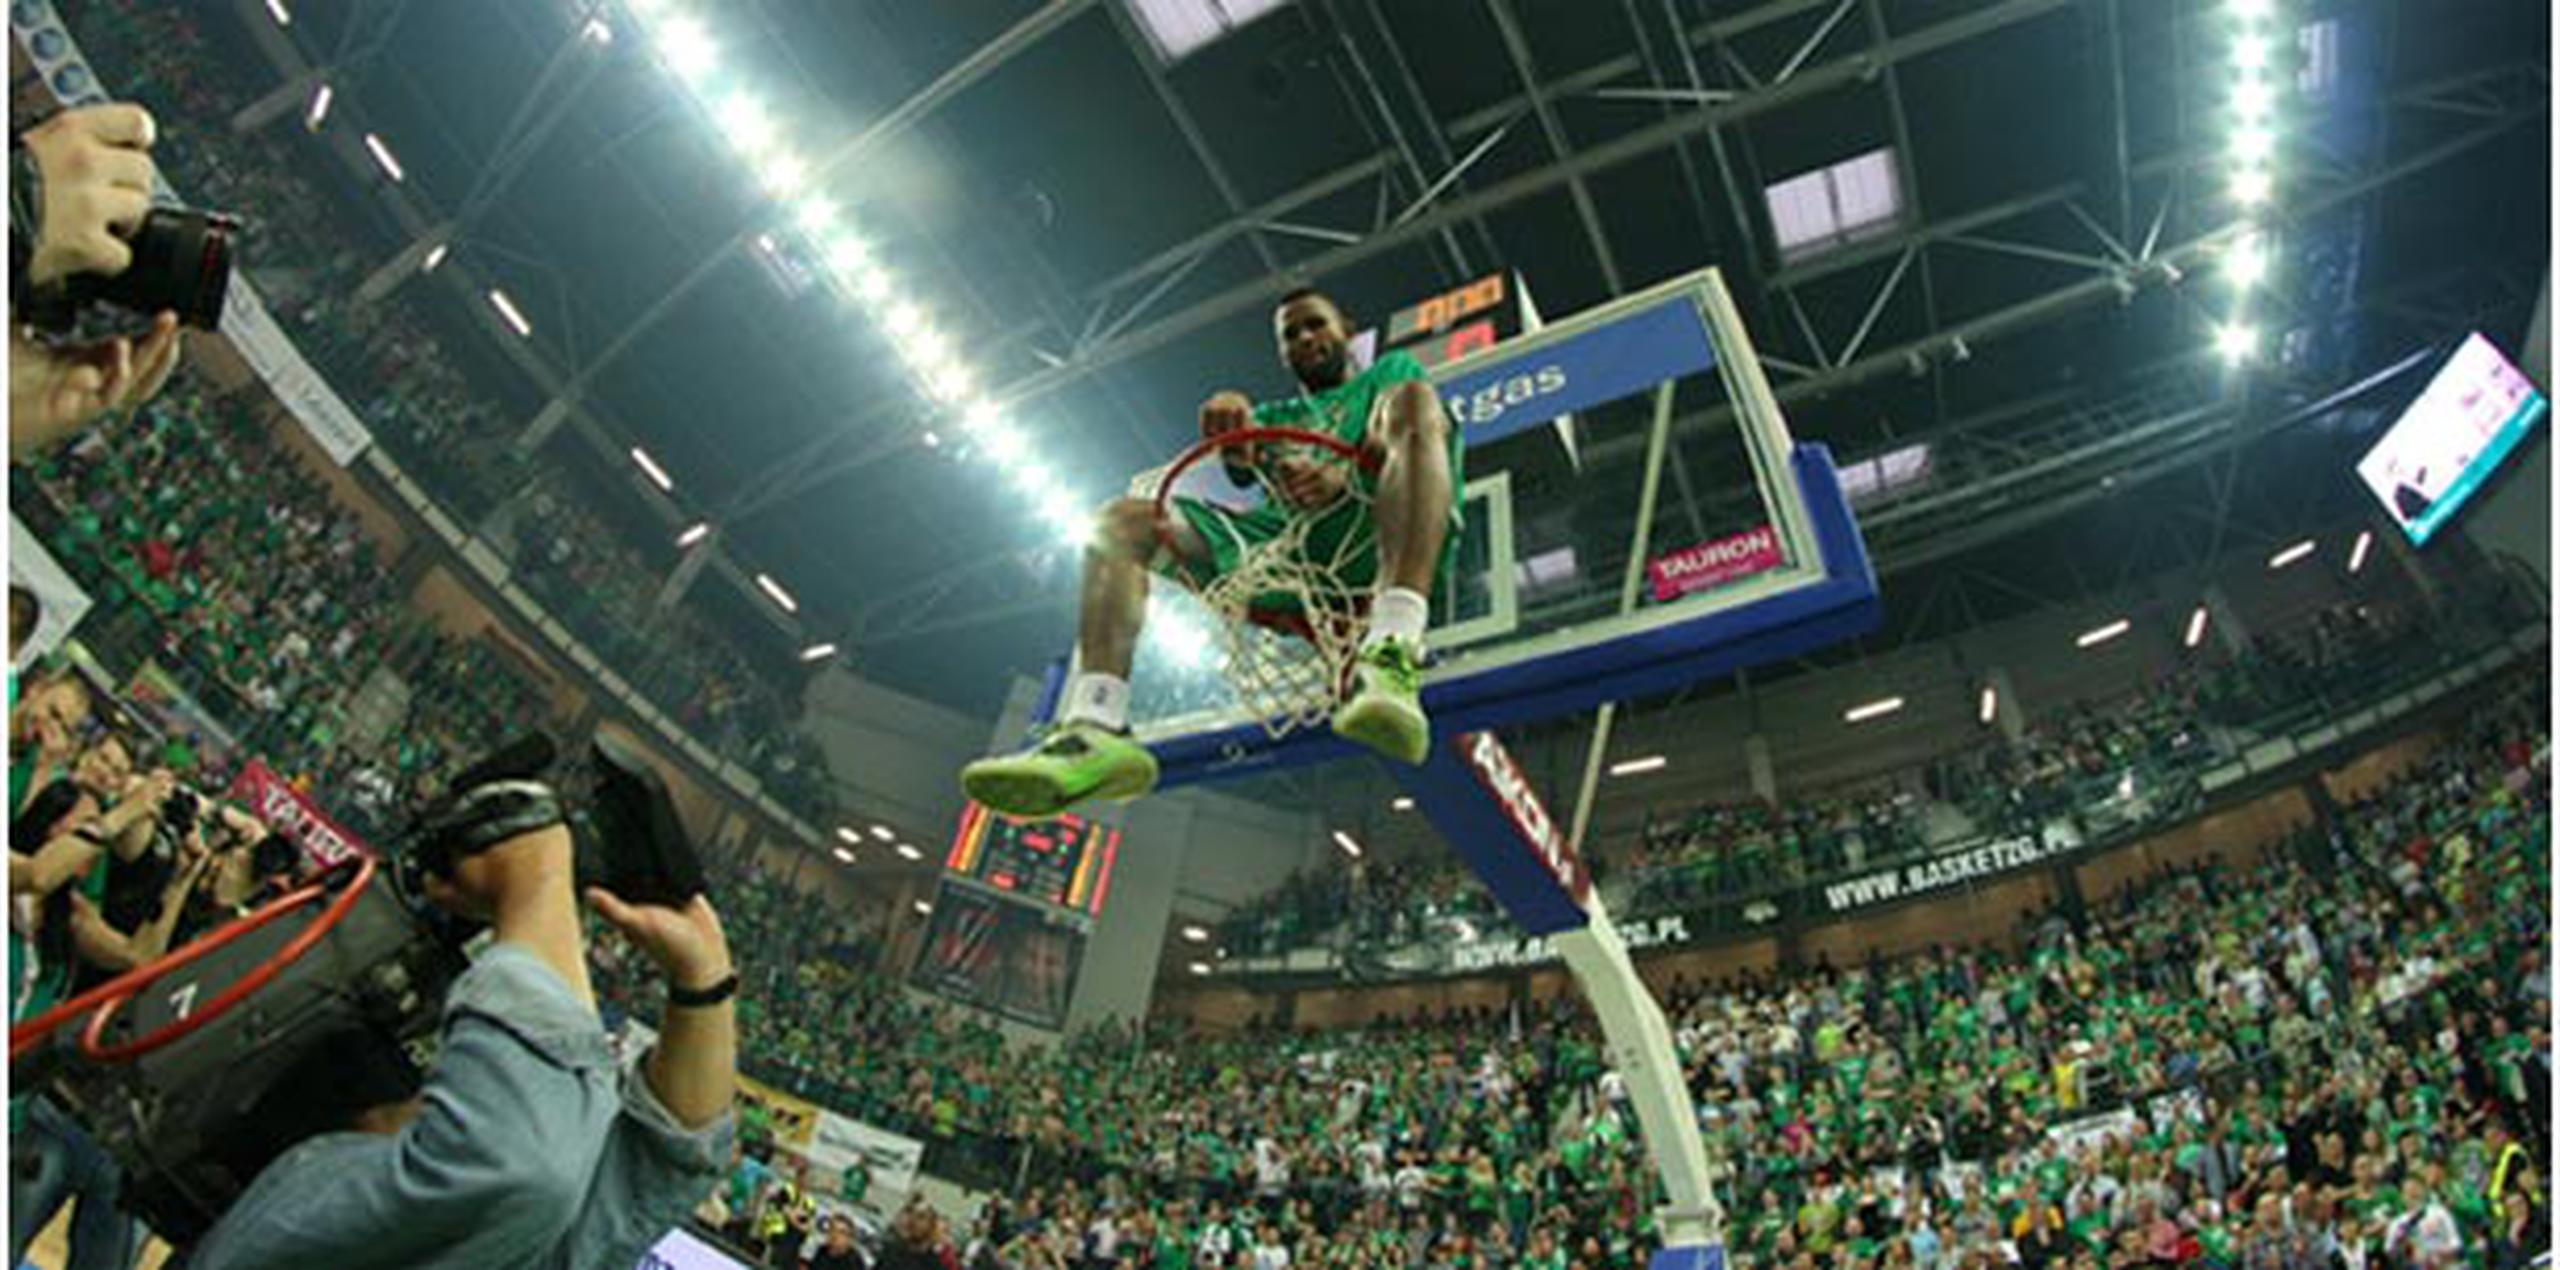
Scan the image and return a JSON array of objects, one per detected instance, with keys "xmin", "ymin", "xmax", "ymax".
[
  {"xmin": 2356, "ymin": 332, "xmax": 2547, "ymax": 545},
  {"xmin": 908, "ymin": 883, "xmax": 1085, "ymax": 1031}
]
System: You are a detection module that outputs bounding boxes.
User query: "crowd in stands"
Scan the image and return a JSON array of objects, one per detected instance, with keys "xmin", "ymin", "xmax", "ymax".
[
  {"xmin": 12, "ymin": 11, "xmax": 2552, "ymax": 1270},
  {"xmin": 655, "ymin": 667, "xmax": 2548, "ymax": 1270},
  {"xmin": 1214, "ymin": 590, "xmax": 2534, "ymax": 968},
  {"xmin": 1930, "ymin": 680, "xmax": 2216, "ymax": 843},
  {"xmin": 1215, "ymin": 781, "xmax": 1931, "ymax": 962},
  {"xmin": 9, "ymin": 368, "xmax": 557, "ymax": 832},
  {"xmin": 64, "ymin": 0, "xmax": 837, "ymax": 825}
]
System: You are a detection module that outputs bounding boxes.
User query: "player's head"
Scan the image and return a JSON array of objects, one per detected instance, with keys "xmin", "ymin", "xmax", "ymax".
[{"xmin": 1274, "ymin": 286, "xmax": 1353, "ymax": 392}]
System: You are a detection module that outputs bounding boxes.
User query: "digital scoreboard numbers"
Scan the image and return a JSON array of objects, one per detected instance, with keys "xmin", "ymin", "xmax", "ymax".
[
  {"xmin": 1352, "ymin": 272, "xmax": 1529, "ymax": 372},
  {"xmin": 945, "ymin": 802, "xmax": 1122, "ymax": 917}
]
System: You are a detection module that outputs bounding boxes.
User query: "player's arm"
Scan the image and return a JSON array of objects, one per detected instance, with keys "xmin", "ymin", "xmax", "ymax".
[{"xmin": 1363, "ymin": 352, "xmax": 1440, "ymax": 452}]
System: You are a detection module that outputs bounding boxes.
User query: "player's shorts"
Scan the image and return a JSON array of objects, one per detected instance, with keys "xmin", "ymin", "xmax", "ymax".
[
  {"xmin": 1155, "ymin": 373, "xmax": 1466, "ymax": 622},
  {"xmin": 1158, "ymin": 484, "xmax": 1463, "ymax": 620}
]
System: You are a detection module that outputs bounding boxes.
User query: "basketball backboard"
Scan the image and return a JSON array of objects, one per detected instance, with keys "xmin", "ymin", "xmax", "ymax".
[{"xmin": 1067, "ymin": 266, "xmax": 1880, "ymax": 789}]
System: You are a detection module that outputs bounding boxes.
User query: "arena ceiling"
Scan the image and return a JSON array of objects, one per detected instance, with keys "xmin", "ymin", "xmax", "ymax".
[{"xmin": 218, "ymin": 0, "xmax": 2547, "ymax": 716}]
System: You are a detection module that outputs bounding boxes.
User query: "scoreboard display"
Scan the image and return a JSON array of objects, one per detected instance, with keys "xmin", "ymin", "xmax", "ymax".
[
  {"xmin": 944, "ymin": 802, "xmax": 1122, "ymax": 917},
  {"xmin": 1352, "ymin": 271, "xmax": 1531, "ymax": 372}
]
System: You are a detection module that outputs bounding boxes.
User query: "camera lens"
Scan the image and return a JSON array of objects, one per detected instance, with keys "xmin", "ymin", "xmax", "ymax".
[{"xmin": 88, "ymin": 207, "xmax": 237, "ymax": 330}]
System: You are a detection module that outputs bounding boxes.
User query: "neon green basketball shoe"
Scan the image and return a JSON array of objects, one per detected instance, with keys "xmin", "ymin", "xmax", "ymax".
[{"xmin": 960, "ymin": 721, "xmax": 1160, "ymax": 820}]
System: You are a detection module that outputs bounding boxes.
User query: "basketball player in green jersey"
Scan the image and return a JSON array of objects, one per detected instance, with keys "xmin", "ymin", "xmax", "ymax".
[{"xmin": 961, "ymin": 286, "xmax": 1465, "ymax": 819}]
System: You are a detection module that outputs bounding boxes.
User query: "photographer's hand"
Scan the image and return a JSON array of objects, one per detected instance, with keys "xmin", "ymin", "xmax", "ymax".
[
  {"xmin": 9, "ymin": 313, "xmax": 182, "ymax": 460},
  {"xmin": 21, "ymin": 104, "xmax": 157, "ymax": 287},
  {"xmin": 587, "ymin": 887, "xmax": 737, "ymax": 1131},
  {"xmin": 92, "ymin": 767, "xmax": 174, "ymax": 856},
  {"xmin": 423, "ymin": 823, "xmax": 595, "ymax": 1011}
]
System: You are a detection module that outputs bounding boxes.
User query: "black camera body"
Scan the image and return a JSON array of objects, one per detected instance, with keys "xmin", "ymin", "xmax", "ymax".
[
  {"xmin": 19, "ymin": 733, "xmax": 709, "ymax": 1244},
  {"xmin": 25, "ymin": 863, "xmax": 461, "ymax": 1244},
  {"xmin": 14, "ymin": 205, "xmax": 238, "ymax": 336}
]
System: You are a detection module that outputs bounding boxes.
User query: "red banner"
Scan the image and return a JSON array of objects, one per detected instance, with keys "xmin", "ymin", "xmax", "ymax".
[
  {"xmin": 226, "ymin": 759, "xmax": 373, "ymax": 870},
  {"xmin": 1648, "ymin": 524, "xmax": 1784, "ymax": 602}
]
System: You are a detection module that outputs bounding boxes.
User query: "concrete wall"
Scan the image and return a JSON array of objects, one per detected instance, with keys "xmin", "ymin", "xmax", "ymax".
[
  {"xmin": 1064, "ymin": 792, "xmax": 1190, "ymax": 1033},
  {"xmin": 802, "ymin": 667, "xmax": 991, "ymax": 850},
  {"xmin": 1171, "ymin": 782, "xmax": 1328, "ymax": 912}
]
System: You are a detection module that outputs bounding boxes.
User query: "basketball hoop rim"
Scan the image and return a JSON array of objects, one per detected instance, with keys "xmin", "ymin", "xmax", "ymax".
[{"xmin": 1148, "ymin": 426, "xmax": 1382, "ymax": 520}]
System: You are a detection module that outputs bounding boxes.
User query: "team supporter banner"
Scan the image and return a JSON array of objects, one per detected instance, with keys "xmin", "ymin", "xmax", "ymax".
[
  {"xmin": 1820, "ymin": 833, "xmax": 2069, "ymax": 913},
  {"xmin": 10, "ymin": 0, "xmax": 376, "ymax": 467},
  {"xmin": 220, "ymin": 284, "xmax": 376, "ymax": 464},
  {"xmin": 227, "ymin": 759, "xmax": 374, "ymax": 869},
  {"xmin": 738, "ymin": 1073, "xmax": 827, "ymax": 1150},
  {"xmin": 732, "ymin": 1072, "xmax": 924, "ymax": 1220},
  {"xmin": 801, "ymin": 1111, "xmax": 925, "ymax": 1222},
  {"xmin": 1648, "ymin": 525, "xmax": 1785, "ymax": 602}
]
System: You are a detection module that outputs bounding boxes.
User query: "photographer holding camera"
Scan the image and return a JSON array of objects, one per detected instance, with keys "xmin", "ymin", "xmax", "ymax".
[
  {"xmin": 182, "ymin": 811, "xmax": 740, "ymax": 1268},
  {"xmin": 9, "ymin": 102, "xmax": 187, "ymax": 459},
  {"xmin": 7, "ymin": 759, "xmax": 200, "ymax": 1270}
]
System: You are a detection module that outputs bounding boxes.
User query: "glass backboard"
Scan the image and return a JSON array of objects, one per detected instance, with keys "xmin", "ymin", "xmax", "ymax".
[{"xmin": 1092, "ymin": 267, "xmax": 1878, "ymax": 788}]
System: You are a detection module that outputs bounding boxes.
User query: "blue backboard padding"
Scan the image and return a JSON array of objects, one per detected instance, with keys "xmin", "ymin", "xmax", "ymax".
[
  {"xmin": 1150, "ymin": 444, "xmax": 1880, "ymax": 790},
  {"xmin": 1650, "ymin": 1245, "xmax": 1726, "ymax": 1270},
  {"xmin": 1388, "ymin": 735, "xmax": 1590, "ymax": 937},
  {"xmin": 1437, "ymin": 292, "xmax": 1718, "ymax": 447}
]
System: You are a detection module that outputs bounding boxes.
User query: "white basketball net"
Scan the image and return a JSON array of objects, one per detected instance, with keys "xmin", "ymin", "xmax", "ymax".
[{"xmin": 1138, "ymin": 442, "xmax": 1375, "ymax": 740}]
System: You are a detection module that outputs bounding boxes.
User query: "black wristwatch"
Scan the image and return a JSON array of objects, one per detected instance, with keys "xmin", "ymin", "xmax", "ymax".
[{"xmin": 667, "ymin": 971, "xmax": 739, "ymax": 1009}]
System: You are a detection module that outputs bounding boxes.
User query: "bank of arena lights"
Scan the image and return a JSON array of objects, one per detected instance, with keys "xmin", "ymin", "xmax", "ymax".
[
  {"xmin": 2216, "ymin": 0, "xmax": 2286, "ymax": 365},
  {"xmin": 2076, "ymin": 618, "xmax": 2133, "ymax": 649},
  {"xmin": 629, "ymin": 446, "xmax": 675, "ymax": 492},
  {"xmin": 488, "ymin": 289, "xmax": 534, "ymax": 338},
  {"xmin": 2348, "ymin": 530, "xmax": 2374, "ymax": 573},
  {"xmin": 618, "ymin": 1, "xmax": 1089, "ymax": 549},
  {"xmin": 1331, "ymin": 830, "xmax": 1365, "ymax": 858},
  {"xmin": 362, "ymin": 133, "xmax": 406, "ymax": 183},
  {"xmin": 1977, "ymin": 685, "xmax": 1998, "ymax": 726}
]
